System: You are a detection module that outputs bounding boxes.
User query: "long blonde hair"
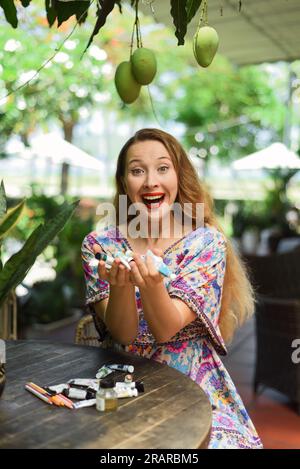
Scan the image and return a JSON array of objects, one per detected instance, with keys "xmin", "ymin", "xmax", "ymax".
[{"xmin": 112, "ymin": 128, "xmax": 255, "ymax": 343}]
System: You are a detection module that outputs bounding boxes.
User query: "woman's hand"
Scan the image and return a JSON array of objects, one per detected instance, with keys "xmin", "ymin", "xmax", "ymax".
[
  {"xmin": 93, "ymin": 245, "xmax": 133, "ymax": 287},
  {"xmin": 129, "ymin": 248, "xmax": 165, "ymax": 290}
]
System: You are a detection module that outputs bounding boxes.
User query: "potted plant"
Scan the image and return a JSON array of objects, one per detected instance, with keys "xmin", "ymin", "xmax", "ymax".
[{"xmin": 0, "ymin": 180, "xmax": 79, "ymax": 397}]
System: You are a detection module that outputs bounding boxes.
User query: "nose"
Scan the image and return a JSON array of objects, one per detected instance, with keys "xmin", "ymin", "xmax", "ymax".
[{"xmin": 143, "ymin": 170, "xmax": 159, "ymax": 189}]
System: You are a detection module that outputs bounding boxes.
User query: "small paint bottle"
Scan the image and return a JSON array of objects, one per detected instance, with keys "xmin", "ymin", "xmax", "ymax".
[{"xmin": 96, "ymin": 379, "xmax": 118, "ymax": 412}]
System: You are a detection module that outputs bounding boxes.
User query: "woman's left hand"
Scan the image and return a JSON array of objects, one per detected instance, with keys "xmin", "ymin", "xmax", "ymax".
[{"xmin": 129, "ymin": 248, "xmax": 164, "ymax": 290}]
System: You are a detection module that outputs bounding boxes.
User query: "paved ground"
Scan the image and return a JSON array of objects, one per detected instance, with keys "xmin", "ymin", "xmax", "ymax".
[{"xmin": 223, "ymin": 317, "xmax": 300, "ymax": 449}]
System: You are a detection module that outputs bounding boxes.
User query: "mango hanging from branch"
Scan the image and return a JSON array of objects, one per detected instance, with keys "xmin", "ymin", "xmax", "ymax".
[
  {"xmin": 114, "ymin": 61, "xmax": 141, "ymax": 104},
  {"xmin": 193, "ymin": 26, "xmax": 219, "ymax": 67},
  {"xmin": 130, "ymin": 47, "xmax": 157, "ymax": 85}
]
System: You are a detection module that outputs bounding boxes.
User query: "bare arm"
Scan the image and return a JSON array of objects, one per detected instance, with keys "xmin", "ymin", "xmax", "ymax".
[
  {"xmin": 93, "ymin": 249, "xmax": 139, "ymax": 345},
  {"xmin": 140, "ymin": 284, "xmax": 196, "ymax": 343},
  {"xmin": 104, "ymin": 283, "xmax": 139, "ymax": 345},
  {"xmin": 130, "ymin": 252, "xmax": 196, "ymax": 343}
]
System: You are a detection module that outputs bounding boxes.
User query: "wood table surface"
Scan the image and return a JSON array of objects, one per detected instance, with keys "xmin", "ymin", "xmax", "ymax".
[{"xmin": 0, "ymin": 340, "xmax": 212, "ymax": 449}]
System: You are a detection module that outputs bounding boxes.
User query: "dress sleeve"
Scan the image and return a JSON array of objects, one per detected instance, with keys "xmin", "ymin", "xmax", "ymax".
[
  {"xmin": 168, "ymin": 227, "xmax": 227, "ymax": 355},
  {"xmin": 81, "ymin": 232, "xmax": 110, "ymax": 341},
  {"xmin": 81, "ymin": 232, "xmax": 110, "ymax": 305}
]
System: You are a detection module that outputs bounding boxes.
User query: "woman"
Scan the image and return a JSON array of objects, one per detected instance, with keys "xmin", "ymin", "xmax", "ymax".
[{"xmin": 81, "ymin": 128, "xmax": 262, "ymax": 449}]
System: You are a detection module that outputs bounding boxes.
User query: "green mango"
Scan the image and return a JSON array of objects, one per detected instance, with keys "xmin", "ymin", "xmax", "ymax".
[
  {"xmin": 114, "ymin": 61, "xmax": 141, "ymax": 104},
  {"xmin": 131, "ymin": 47, "xmax": 157, "ymax": 85},
  {"xmin": 193, "ymin": 26, "xmax": 219, "ymax": 67}
]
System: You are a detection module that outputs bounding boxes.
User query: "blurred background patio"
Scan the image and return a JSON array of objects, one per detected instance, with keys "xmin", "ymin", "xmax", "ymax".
[{"xmin": 1, "ymin": 0, "xmax": 300, "ymax": 448}]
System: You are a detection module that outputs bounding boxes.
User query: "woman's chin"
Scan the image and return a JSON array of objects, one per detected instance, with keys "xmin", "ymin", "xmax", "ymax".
[{"xmin": 145, "ymin": 202, "xmax": 172, "ymax": 221}]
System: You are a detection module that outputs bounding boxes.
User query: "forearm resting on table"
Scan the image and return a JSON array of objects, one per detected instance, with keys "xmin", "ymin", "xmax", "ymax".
[
  {"xmin": 140, "ymin": 283, "xmax": 197, "ymax": 343},
  {"xmin": 103, "ymin": 285, "xmax": 138, "ymax": 345}
]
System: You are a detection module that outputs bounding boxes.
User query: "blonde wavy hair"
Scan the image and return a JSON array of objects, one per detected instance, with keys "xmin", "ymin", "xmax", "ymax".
[{"xmin": 112, "ymin": 128, "xmax": 255, "ymax": 343}]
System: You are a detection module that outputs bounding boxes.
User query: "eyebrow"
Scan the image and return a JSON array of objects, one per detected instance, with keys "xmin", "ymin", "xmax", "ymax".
[{"xmin": 128, "ymin": 156, "xmax": 171, "ymax": 166}]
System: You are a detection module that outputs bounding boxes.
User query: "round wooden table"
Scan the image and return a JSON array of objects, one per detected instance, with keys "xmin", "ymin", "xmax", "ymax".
[{"xmin": 0, "ymin": 340, "xmax": 212, "ymax": 449}]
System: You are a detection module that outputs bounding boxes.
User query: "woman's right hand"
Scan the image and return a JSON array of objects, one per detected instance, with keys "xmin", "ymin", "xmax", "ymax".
[{"xmin": 93, "ymin": 244, "xmax": 133, "ymax": 287}]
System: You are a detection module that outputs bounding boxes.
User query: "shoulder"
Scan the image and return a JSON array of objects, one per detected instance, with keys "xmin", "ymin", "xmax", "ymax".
[
  {"xmin": 82, "ymin": 225, "xmax": 117, "ymax": 248},
  {"xmin": 82, "ymin": 224, "xmax": 122, "ymax": 253},
  {"xmin": 187, "ymin": 224, "xmax": 227, "ymax": 251},
  {"xmin": 204, "ymin": 224, "xmax": 227, "ymax": 249}
]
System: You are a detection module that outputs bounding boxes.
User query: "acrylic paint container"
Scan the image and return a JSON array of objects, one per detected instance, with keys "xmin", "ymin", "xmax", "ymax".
[{"xmin": 96, "ymin": 379, "xmax": 118, "ymax": 412}]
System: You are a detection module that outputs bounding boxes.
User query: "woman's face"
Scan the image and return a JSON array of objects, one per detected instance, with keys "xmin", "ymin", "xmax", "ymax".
[{"xmin": 123, "ymin": 140, "xmax": 178, "ymax": 224}]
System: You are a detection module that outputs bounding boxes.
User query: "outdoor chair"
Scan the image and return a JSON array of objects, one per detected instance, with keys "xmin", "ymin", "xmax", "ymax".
[
  {"xmin": 255, "ymin": 296, "xmax": 300, "ymax": 414},
  {"xmin": 245, "ymin": 248, "xmax": 300, "ymax": 414},
  {"xmin": 0, "ymin": 291, "xmax": 18, "ymax": 340},
  {"xmin": 75, "ymin": 310, "xmax": 120, "ymax": 350},
  {"xmin": 75, "ymin": 313, "xmax": 100, "ymax": 347}
]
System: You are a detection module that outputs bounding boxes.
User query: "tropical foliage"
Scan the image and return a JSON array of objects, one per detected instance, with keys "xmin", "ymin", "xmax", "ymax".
[
  {"xmin": 0, "ymin": 180, "xmax": 79, "ymax": 308},
  {"xmin": 0, "ymin": 1, "xmax": 243, "ymax": 49}
]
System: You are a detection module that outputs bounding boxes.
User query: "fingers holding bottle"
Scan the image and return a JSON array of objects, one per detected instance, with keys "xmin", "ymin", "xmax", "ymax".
[{"xmin": 97, "ymin": 254, "xmax": 133, "ymax": 287}]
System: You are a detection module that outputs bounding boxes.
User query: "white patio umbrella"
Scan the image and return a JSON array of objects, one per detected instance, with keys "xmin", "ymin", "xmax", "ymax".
[
  {"xmin": 29, "ymin": 133, "xmax": 104, "ymax": 171},
  {"xmin": 29, "ymin": 133, "xmax": 107, "ymax": 194},
  {"xmin": 232, "ymin": 143, "xmax": 300, "ymax": 170}
]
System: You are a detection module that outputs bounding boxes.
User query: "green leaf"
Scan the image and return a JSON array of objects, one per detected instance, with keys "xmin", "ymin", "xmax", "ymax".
[
  {"xmin": 84, "ymin": 0, "xmax": 117, "ymax": 53},
  {"xmin": 53, "ymin": 0, "xmax": 90, "ymax": 27},
  {"xmin": 45, "ymin": 0, "xmax": 57, "ymax": 26},
  {"xmin": 0, "ymin": 199, "xmax": 25, "ymax": 240},
  {"xmin": 170, "ymin": 0, "xmax": 188, "ymax": 46},
  {"xmin": 186, "ymin": 0, "xmax": 202, "ymax": 24},
  {"xmin": 0, "ymin": 0, "xmax": 18, "ymax": 28},
  {"xmin": 76, "ymin": 1, "xmax": 90, "ymax": 25},
  {"xmin": 0, "ymin": 200, "xmax": 79, "ymax": 307},
  {"xmin": 116, "ymin": 0, "xmax": 122, "ymax": 14},
  {"xmin": 0, "ymin": 181, "xmax": 7, "ymax": 220}
]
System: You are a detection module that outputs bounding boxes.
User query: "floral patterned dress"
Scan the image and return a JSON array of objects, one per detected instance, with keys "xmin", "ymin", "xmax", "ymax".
[{"xmin": 81, "ymin": 224, "xmax": 263, "ymax": 449}]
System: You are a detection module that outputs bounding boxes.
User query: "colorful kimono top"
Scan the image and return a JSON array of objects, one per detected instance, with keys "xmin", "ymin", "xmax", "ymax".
[{"xmin": 81, "ymin": 224, "xmax": 263, "ymax": 449}]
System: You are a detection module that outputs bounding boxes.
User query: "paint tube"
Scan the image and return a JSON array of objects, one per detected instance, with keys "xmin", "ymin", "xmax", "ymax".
[
  {"xmin": 68, "ymin": 378, "xmax": 99, "ymax": 390},
  {"xmin": 89, "ymin": 254, "xmax": 113, "ymax": 270},
  {"xmin": 73, "ymin": 398, "xmax": 97, "ymax": 409},
  {"xmin": 114, "ymin": 250, "xmax": 132, "ymax": 270},
  {"xmin": 115, "ymin": 381, "xmax": 145, "ymax": 393},
  {"xmin": 115, "ymin": 382, "xmax": 135, "ymax": 390},
  {"xmin": 125, "ymin": 249, "xmax": 176, "ymax": 280},
  {"xmin": 108, "ymin": 364, "xmax": 134, "ymax": 373},
  {"xmin": 114, "ymin": 388, "xmax": 138, "ymax": 399},
  {"xmin": 96, "ymin": 365, "xmax": 115, "ymax": 379},
  {"xmin": 47, "ymin": 383, "xmax": 69, "ymax": 394},
  {"xmin": 64, "ymin": 387, "xmax": 96, "ymax": 400},
  {"xmin": 144, "ymin": 250, "xmax": 176, "ymax": 279}
]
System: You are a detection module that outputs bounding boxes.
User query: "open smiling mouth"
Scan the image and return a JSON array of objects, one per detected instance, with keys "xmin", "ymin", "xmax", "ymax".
[{"xmin": 141, "ymin": 194, "xmax": 165, "ymax": 210}]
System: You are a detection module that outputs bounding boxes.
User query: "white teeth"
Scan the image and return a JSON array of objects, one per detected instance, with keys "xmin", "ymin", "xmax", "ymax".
[{"xmin": 142, "ymin": 195, "xmax": 164, "ymax": 201}]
